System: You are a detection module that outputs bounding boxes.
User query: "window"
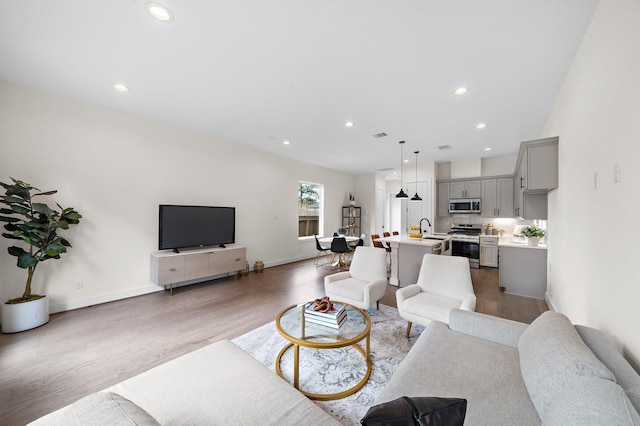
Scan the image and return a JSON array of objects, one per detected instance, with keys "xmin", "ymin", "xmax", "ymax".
[{"xmin": 298, "ymin": 181, "xmax": 323, "ymax": 238}]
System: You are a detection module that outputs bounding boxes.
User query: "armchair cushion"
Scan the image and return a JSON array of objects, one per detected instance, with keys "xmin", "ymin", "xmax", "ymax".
[{"xmin": 402, "ymin": 293, "xmax": 464, "ymax": 325}]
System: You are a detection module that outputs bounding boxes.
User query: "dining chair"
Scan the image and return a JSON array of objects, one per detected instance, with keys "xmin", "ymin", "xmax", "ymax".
[
  {"xmin": 314, "ymin": 234, "xmax": 331, "ymax": 267},
  {"xmin": 330, "ymin": 236, "xmax": 350, "ymax": 269},
  {"xmin": 392, "ymin": 231, "xmax": 399, "ymax": 235}
]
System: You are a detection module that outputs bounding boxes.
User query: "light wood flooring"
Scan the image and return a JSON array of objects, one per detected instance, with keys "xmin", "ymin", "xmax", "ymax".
[{"xmin": 0, "ymin": 258, "xmax": 547, "ymax": 425}]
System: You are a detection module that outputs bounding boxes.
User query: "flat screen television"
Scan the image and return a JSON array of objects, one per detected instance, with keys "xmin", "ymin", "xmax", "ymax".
[{"xmin": 159, "ymin": 205, "xmax": 235, "ymax": 251}]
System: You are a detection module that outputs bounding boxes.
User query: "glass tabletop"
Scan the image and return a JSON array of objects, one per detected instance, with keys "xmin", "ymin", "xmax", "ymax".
[{"xmin": 276, "ymin": 301, "xmax": 371, "ymax": 348}]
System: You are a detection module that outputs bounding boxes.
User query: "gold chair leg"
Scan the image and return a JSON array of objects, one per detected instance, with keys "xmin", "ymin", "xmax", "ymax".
[{"xmin": 405, "ymin": 321, "xmax": 412, "ymax": 338}]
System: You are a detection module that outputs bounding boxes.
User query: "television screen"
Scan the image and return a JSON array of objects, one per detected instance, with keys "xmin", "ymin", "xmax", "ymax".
[{"xmin": 159, "ymin": 205, "xmax": 235, "ymax": 250}]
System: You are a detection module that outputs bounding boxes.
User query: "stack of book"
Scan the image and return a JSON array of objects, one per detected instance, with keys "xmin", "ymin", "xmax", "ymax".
[{"xmin": 304, "ymin": 302, "xmax": 347, "ymax": 329}]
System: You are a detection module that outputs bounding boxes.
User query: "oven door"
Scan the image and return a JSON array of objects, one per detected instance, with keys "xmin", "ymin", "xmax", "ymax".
[{"xmin": 452, "ymin": 240, "xmax": 480, "ymax": 266}]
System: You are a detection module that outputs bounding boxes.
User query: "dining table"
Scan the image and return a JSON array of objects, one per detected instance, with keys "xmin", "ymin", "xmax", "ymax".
[{"xmin": 318, "ymin": 235, "xmax": 360, "ymax": 268}]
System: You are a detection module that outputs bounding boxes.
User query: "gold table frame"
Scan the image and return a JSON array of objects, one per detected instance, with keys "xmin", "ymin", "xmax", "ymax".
[{"xmin": 274, "ymin": 302, "xmax": 372, "ymax": 401}]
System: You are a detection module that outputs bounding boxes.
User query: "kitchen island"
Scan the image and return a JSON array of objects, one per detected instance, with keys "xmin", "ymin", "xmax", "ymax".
[
  {"xmin": 374, "ymin": 234, "xmax": 450, "ymax": 286},
  {"xmin": 498, "ymin": 237, "xmax": 548, "ymax": 299}
]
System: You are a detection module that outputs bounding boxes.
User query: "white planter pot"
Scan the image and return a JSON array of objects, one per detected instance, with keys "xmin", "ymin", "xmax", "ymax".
[
  {"xmin": 2, "ymin": 295, "xmax": 49, "ymax": 333},
  {"xmin": 527, "ymin": 236, "xmax": 540, "ymax": 247}
]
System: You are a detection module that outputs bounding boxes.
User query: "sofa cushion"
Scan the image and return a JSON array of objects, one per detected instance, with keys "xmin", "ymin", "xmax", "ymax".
[
  {"xmin": 361, "ymin": 396, "xmax": 467, "ymax": 426},
  {"xmin": 576, "ymin": 325, "xmax": 640, "ymax": 413},
  {"xmin": 62, "ymin": 392, "xmax": 160, "ymax": 426},
  {"xmin": 376, "ymin": 321, "xmax": 540, "ymax": 426},
  {"xmin": 518, "ymin": 311, "xmax": 616, "ymax": 420},
  {"xmin": 543, "ymin": 377, "xmax": 640, "ymax": 426}
]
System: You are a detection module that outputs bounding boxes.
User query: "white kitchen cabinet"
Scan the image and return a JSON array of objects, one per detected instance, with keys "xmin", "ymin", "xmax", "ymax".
[
  {"xmin": 450, "ymin": 180, "xmax": 481, "ymax": 199},
  {"xmin": 480, "ymin": 236, "xmax": 499, "ymax": 267},
  {"xmin": 151, "ymin": 245, "xmax": 246, "ymax": 293},
  {"xmin": 498, "ymin": 245, "xmax": 547, "ymax": 299},
  {"xmin": 481, "ymin": 178, "xmax": 513, "ymax": 218}
]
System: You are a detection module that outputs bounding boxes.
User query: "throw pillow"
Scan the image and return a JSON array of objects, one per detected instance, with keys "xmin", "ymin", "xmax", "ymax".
[
  {"xmin": 62, "ymin": 392, "xmax": 160, "ymax": 426},
  {"xmin": 360, "ymin": 396, "xmax": 467, "ymax": 426}
]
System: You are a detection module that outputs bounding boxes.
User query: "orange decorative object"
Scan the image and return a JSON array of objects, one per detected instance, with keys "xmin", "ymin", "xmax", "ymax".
[{"xmin": 313, "ymin": 296, "xmax": 333, "ymax": 313}]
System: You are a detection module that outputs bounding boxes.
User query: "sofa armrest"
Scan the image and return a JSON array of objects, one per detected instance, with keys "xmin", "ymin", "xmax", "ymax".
[
  {"xmin": 448, "ymin": 309, "xmax": 527, "ymax": 348},
  {"xmin": 324, "ymin": 271, "xmax": 351, "ymax": 284},
  {"xmin": 396, "ymin": 284, "xmax": 421, "ymax": 304},
  {"xmin": 459, "ymin": 293, "xmax": 476, "ymax": 312}
]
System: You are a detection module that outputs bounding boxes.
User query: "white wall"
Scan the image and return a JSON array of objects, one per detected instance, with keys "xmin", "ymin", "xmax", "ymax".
[
  {"xmin": 0, "ymin": 82, "xmax": 355, "ymax": 313},
  {"xmin": 542, "ymin": 0, "xmax": 640, "ymax": 368},
  {"xmin": 481, "ymin": 155, "xmax": 517, "ymax": 176}
]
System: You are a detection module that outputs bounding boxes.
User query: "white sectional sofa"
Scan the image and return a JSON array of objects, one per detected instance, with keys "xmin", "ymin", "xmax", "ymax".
[{"xmin": 30, "ymin": 309, "xmax": 640, "ymax": 425}]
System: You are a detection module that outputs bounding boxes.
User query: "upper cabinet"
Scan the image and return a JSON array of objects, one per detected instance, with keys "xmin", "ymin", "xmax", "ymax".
[
  {"xmin": 514, "ymin": 137, "xmax": 559, "ymax": 219},
  {"xmin": 450, "ymin": 179, "xmax": 481, "ymax": 198},
  {"xmin": 481, "ymin": 178, "xmax": 514, "ymax": 218},
  {"xmin": 516, "ymin": 137, "xmax": 559, "ymax": 194}
]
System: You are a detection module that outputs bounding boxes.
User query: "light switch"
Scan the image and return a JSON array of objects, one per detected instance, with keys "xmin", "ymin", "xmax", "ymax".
[
  {"xmin": 593, "ymin": 172, "xmax": 599, "ymax": 189},
  {"xmin": 614, "ymin": 163, "xmax": 621, "ymax": 183}
]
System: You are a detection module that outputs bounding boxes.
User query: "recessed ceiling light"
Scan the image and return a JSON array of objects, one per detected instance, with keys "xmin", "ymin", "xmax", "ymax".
[
  {"xmin": 404, "ymin": 159, "xmax": 409, "ymax": 163},
  {"xmin": 113, "ymin": 84, "xmax": 130, "ymax": 93},
  {"xmin": 484, "ymin": 147, "xmax": 492, "ymax": 151},
  {"xmin": 345, "ymin": 121, "xmax": 355, "ymax": 127},
  {"xmin": 147, "ymin": 2, "xmax": 173, "ymax": 22},
  {"xmin": 476, "ymin": 123, "xmax": 487, "ymax": 129},
  {"xmin": 454, "ymin": 87, "xmax": 468, "ymax": 96},
  {"xmin": 282, "ymin": 140, "xmax": 290, "ymax": 145}
]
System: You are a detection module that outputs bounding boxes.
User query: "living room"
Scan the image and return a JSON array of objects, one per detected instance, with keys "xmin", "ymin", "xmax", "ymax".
[{"xmin": 1, "ymin": 0, "xmax": 639, "ymax": 424}]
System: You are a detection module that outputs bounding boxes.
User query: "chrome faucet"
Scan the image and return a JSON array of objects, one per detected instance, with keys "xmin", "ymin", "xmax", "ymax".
[{"xmin": 420, "ymin": 218, "xmax": 432, "ymax": 235}]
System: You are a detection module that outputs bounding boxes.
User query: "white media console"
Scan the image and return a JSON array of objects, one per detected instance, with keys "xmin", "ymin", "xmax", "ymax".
[{"xmin": 151, "ymin": 245, "xmax": 247, "ymax": 294}]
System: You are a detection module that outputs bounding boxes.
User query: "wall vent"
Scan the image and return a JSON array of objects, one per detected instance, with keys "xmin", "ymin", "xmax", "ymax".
[
  {"xmin": 373, "ymin": 132, "xmax": 388, "ymax": 138},
  {"xmin": 438, "ymin": 144, "xmax": 452, "ymax": 150}
]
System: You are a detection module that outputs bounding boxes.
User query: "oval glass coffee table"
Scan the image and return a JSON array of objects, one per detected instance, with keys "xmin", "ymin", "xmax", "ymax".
[{"xmin": 275, "ymin": 301, "xmax": 372, "ymax": 401}]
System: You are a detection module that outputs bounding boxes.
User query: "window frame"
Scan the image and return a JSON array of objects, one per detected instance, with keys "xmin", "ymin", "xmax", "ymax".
[{"xmin": 298, "ymin": 181, "xmax": 324, "ymax": 240}]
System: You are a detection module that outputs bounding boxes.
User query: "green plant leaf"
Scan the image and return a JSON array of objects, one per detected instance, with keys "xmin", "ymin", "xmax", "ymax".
[
  {"xmin": 34, "ymin": 190, "xmax": 57, "ymax": 196},
  {"xmin": 59, "ymin": 237, "xmax": 72, "ymax": 247},
  {"xmin": 0, "ymin": 215, "xmax": 20, "ymax": 223},
  {"xmin": 32, "ymin": 203, "xmax": 54, "ymax": 216},
  {"xmin": 8, "ymin": 245, "xmax": 28, "ymax": 257},
  {"xmin": 17, "ymin": 252, "xmax": 38, "ymax": 269}
]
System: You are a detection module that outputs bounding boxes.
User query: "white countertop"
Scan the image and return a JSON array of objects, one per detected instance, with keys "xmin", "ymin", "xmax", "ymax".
[
  {"xmin": 498, "ymin": 236, "xmax": 547, "ymax": 250},
  {"xmin": 375, "ymin": 235, "xmax": 446, "ymax": 247}
]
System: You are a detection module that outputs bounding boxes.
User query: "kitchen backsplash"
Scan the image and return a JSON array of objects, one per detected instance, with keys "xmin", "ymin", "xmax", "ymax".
[{"xmin": 435, "ymin": 216, "xmax": 545, "ymax": 236}]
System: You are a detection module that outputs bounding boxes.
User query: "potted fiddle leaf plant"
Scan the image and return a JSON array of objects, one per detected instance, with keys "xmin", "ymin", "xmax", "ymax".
[
  {"xmin": 0, "ymin": 178, "xmax": 82, "ymax": 333},
  {"xmin": 521, "ymin": 224, "xmax": 545, "ymax": 246}
]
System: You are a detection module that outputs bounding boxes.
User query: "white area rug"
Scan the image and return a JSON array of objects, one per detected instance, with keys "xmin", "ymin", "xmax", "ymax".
[{"xmin": 232, "ymin": 305, "xmax": 425, "ymax": 425}]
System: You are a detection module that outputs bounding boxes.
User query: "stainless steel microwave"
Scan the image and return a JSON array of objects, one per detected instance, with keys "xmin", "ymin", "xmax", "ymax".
[{"xmin": 449, "ymin": 199, "xmax": 481, "ymax": 214}]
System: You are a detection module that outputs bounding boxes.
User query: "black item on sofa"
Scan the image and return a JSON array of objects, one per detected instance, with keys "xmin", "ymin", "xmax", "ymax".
[{"xmin": 360, "ymin": 396, "xmax": 467, "ymax": 426}]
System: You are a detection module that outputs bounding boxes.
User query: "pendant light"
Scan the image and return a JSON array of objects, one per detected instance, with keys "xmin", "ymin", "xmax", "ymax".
[
  {"xmin": 411, "ymin": 151, "xmax": 422, "ymax": 202},
  {"xmin": 395, "ymin": 141, "xmax": 409, "ymax": 198}
]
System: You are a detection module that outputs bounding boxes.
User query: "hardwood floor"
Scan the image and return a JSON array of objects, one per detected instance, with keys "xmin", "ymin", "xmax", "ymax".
[{"xmin": 0, "ymin": 258, "xmax": 547, "ymax": 425}]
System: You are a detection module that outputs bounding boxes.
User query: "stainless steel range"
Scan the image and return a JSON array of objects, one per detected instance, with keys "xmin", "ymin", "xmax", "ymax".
[{"xmin": 448, "ymin": 224, "xmax": 481, "ymax": 269}]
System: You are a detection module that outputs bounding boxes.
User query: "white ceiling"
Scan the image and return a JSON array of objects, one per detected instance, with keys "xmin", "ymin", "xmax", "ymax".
[{"xmin": 0, "ymin": 0, "xmax": 599, "ymax": 177}]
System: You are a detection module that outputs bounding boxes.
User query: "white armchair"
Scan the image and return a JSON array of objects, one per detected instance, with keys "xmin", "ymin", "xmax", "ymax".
[
  {"xmin": 397, "ymin": 253, "xmax": 476, "ymax": 337},
  {"xmin": 324, "ymin": 246, "xmax": 388, "ymax": 310}
]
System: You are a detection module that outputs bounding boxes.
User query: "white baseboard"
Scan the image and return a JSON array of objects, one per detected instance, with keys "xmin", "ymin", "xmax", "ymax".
[
  {"xmin": 545, "ymin": 292, "xmax": 557, "ymax": 311},
  {"xmin": 49, "ymin": 285, "xmax": 163, "ymax": 314},
  {"xmin": 48, "ymin": 255, "xmax": 317, "ymax": 315}
]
